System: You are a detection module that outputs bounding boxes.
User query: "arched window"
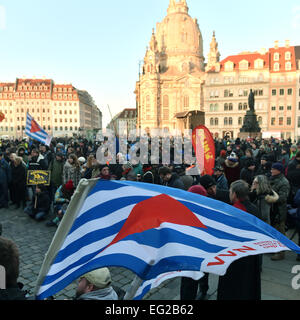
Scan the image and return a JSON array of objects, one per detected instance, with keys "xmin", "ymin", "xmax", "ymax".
[
  {"xmin": 238, "ymin": 117, "xmax": 242, "ymax": 125},
  {"xmin": 229, "ymin": 103, "xmax": 233, "ymax": 111},
  {"xmin": 210, "ymin": 118, "xmax": 214, "ymax": 126},
  {"xmin": 215, "ymin": 118, "xmax": 219, "ymax": 126},
  {"xmin": 224, "ymin": 117, "xmax": 228, "ymax": 125},
  {"xmin": 214, "ymin": 104, "xmax": 219, "ymax": 112},
  {"xmin": 224, "ymin": 103, "xmax": 228, "ymax": 111},
  {"xmin": 238, "ymin": 103, "xmax": 243, "ymax": 110},
  {"xmin": 243, "ymin": 103, "xmax": 248, "ymax": 110},
  {"xmin": 229, "ymin": 117, "xmax": 233, "ymax": 125}
]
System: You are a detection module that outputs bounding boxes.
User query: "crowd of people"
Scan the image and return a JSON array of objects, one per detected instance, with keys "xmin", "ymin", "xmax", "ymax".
[{"xmin": 1, "ymin": 134, "xmax": 300, "ymax": 300}]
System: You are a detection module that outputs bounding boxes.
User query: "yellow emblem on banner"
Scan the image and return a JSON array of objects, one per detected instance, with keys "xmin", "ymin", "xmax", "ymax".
[{"xmin": 27, "ymin": 170, "xmax": 51, "ymax": 186}]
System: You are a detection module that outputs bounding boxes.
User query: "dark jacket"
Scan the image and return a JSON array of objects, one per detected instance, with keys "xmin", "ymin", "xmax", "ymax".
[
  {"xmin": 165, "ymin": 173, "xmax": 185, "ymax": 190},
  {"xmin": 217, "ymin": 199, "xmax": 261, "ymax": 301},
  {"xmin": 269, "ymin": 173, "xmax": 290, "ymax": 223},
  {"xmin": 32, "ymin": 190, "xmax": 51, "ymax": 214}
]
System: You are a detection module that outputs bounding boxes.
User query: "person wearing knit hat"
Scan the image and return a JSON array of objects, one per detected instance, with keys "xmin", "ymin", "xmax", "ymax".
[
  {"xmin": 75, "ymin": 268, "xmax": 118, "ymax": 300},
  {"xmin": 45, "ymin": 180, "xmax": 75, "ymax": 228},
  {"xmin": 269, "ymin": 162, "xmax": 290, "ymax": 261}
]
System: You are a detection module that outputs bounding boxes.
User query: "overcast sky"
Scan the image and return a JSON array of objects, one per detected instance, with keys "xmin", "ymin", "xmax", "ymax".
[{"xmin": 0, "ymin": 0, "xmax": 299, "ymax": 126}]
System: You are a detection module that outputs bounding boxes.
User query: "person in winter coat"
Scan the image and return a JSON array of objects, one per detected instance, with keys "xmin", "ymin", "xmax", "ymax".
[
  {"xmin": 213, "ymin": 165, "xmax": 228, "ymax": 191},
  {"xmin": 269, "ymin": 162, "xmax": 290, "ymax": 260},
  {"xmin": 0, "ymin": 237, "xmax": 27, "ymax": 300},
  {"xmin": 24, "ymin": 184, "xmax": 51, "ymax": 221},
  {"xmin": 46, "ymin": 180, "xmax": 75, "ymax": 227},
  {"xmin": 74, "ymin": 268, "xmax": 118, "ymax": 300},
  {"xmin": 293, "ymin": 189, "xmax": 300, "ymax": 261},
  {"xmin": 240, "ymin": 158, "xmax": 257, "ymax": 187},
  {"xmin": 158, "ymin": 166, "xmax": 185, "ymax": 190},
  {"xmin": 0, "ymin": 151, "xmax": 11, "ymax": 209},
  {"xmin": 223, "ymin": 152, "xmax": 240, "ymax": 187},
  {"xmin": 10, "ymin": 156, "xmax": 27, "ymax": 209},
  {"xmin": 27, "ymin": 149, "xmax": 47, "ymax": 171},
  {"xmin": 286, "ymin": 151, "xmax": 300, "ymax": 202},
  {"xmin": 250, "ymin": 175, "xmax": 279, "ymax": 225},
  {"xmin": 217, "ymin": 180, "xmax": 261, "ymax": 301},
  {"xmin": 63, "ymin": 153, "xmax": 81, "ymax": 188},
  {"xmin": 256, "ymin": 155, "xmax": 272, "ymax": 178},
  {"xmin": 48, "ymin": 152, "xmax": 64, "ymax": 201}
]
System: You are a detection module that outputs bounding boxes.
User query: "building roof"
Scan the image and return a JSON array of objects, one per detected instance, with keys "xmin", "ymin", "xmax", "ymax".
[{"xmin": 220, "ymin": 51, "xmax": 269, "ymax": 71}]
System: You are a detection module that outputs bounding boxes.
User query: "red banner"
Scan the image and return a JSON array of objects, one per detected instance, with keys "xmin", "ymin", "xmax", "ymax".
[{"xmin": 192, "ymin": 125, "xmax": 215, "ymax": 176}]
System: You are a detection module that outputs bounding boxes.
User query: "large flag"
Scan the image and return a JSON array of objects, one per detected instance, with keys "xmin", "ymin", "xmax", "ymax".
[
  {"xmin": 34, "ymin": 179, "xmax": 300, "ymax": 300},
  {"xmin": 25, "ymin": 113, "xmax": 52, "ymax": 146}
]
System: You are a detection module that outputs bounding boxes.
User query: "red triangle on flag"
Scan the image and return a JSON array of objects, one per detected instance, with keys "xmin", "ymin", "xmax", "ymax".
[
  {"xmin": 30, "ymin": 119, "xmax": 41, "ymax": 133},
  {"xmin": 108, "ymin": 194, "xmax": 207, "ymax": 248}
]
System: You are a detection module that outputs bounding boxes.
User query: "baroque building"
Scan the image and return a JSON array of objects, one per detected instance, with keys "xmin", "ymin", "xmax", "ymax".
[
  {"xmin": 136, "ymin": 0, "xmax": 300, "ymax": 140},
  {"xmin": 135, "ymin": 0, "xmax": 205, "ymax": 133},
  {"xmin": 0, "ymin": 78, "xmax": 102, "ymax": 139}
]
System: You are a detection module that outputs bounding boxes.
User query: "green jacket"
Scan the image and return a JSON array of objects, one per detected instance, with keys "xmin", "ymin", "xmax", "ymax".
[
  {"xmin": 49, "ymin": 159, "xmax": 64, "ymax": 187},
  {"xmin": 269, "ymin": 173, "xmax": 290, "ymax": 222}
]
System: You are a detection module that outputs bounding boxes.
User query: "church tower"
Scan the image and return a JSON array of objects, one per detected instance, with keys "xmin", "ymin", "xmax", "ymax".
[
  {"xmin": 205, "ymin": 31, "xmax": 221, "ymax": 72},
  {"xmin": 136, "ymin": 0, "xmax": 206, "ymax": 132}
]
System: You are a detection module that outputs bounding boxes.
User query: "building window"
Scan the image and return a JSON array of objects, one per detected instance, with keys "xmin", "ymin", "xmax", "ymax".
[
  {"xmin": 287, "ymin": 88, "xmax": 293, "ymax": 95},
  {"xmin": 279, "ymin": 106, "xmax": 284, "ymax": 111},
  {"xmin": 229, "ymin": 117, "xmax": 233, "ymax": 125},
  {"xmin": 272, "ymin": 89, "xmax": 276, "ymax": 96},
  {"xmin": 279, "ymin": 89, "xmax": 284, "ymax": 95},
  {"xmin": 279, "ymin": 117, "xmax": 283, "ymax": 125},
  {"xmin": 286, "ymin": 62, "xmax": 292, "ymax": 71},
  {"xmin": 210, "ymin": 118, "xmax": 214, "ymax": 126},
  {"xmin": 224, "ymin": 103, "xmax": 228, "ymax": 111},
  {"xmin": 229, "ymin": 103, "xmax": 233, "ymax": 111},
  {"xmin": 239, "ymin": 60, "xmax": 249, "ymax": 70},
  {"xmin": 214, "ymin": 118, "xmax": 219, "ymax": 126},
  {"xmin": 271, "ymin": 118, "xmax": 276, "ymax": 126},
  {"xmin": 274, "ymin": 63, "xmax": 280, "ymax": 71},
  {"xmin": 238, "ymin": 117, "xmax": 242, "ymax": 125},
  {"xmin": 287, "ymin": 117, "xmax": 291, "ymax": 125},
  {"xmin": 224, "ymin": 90, "xmax": 229, "ymax": 97},
  {"xmin": 274, "ymin": 53, "xmax": 280, "ymax": 61},
  {"xmin": 271, "ymin": 106, "xmax": 276, "ymax": 111},
  {"xmin": 224, "ymin": 117, "xmax": 228, "ymax": 125},
  {"xmin": 243, "ymin": 103, "xmax": 248, "ymax": 110}
]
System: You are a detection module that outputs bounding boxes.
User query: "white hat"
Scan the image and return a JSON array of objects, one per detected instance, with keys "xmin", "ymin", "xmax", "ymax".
[
  {"xmin": 78, "ymin": 157, "xmax": 86, "ymax": 164},
  {"xmin": 82, "ymin": 268, "xmax": 111, "ymax": 289}
]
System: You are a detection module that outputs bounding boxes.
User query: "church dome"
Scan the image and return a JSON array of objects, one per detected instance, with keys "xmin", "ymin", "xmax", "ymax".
[{"xmin": 155, "ymin": 0, "xmax": 204, "ymax": 72}]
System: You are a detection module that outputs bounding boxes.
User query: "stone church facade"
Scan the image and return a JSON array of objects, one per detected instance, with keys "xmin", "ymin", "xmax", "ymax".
[
  {"xmin": 135, "ymin": 0, "xmax": 206, "ymax": 133},
  {"xmin": 136, "ymin": 0, "xmax": 300, "ymax": 139}
]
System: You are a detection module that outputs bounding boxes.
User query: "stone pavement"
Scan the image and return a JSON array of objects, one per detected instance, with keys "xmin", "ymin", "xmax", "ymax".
[{"xmin": 0, "ymin": 205, "xmax": 300, "ymax": 300}]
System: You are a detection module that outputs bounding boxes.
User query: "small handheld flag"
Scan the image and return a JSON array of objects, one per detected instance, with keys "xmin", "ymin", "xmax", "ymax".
[{"xmin": 25, "ymin": 113, "xmax": 52, "ymax": 146}]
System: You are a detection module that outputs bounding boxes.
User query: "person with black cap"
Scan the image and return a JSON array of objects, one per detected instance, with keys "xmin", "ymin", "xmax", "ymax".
[
  {"xmin": 240, "ymin": 158, "xmax": 257, "ymax": 187},
  {"xmin": 213, "ymin": 165, "xmax": 228, "ymax": 191},
  {"xmin": 256, "ymin": 154, "xmax": 272, "ymax": 178},
  {"xmin": 199, "ymin": 175, "xmax": 230, "ymax": 204},
  {"xmin": 269, "ymin": 162, "xmax": 290, "ymax": 261}
]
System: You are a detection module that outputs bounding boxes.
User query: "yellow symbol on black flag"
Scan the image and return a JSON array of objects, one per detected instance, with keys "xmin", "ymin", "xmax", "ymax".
[{"xmin": 27, "ymin": 170, "xmax": 51, "ymax": 186}]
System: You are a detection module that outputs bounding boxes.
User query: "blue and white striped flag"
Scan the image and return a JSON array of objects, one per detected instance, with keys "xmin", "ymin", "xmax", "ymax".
[
  {"xmin": 25, "ymin": 113, "xmax": 52, "ymax": 146},
  {"xmin": 34, "ymin": 179, "xmax": 300, "ymax": 300}
]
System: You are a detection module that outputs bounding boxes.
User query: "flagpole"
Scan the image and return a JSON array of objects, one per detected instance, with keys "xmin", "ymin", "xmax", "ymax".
[{"xmin": 123, "ymin": 259, "xmax": 155, "ymax": 300}]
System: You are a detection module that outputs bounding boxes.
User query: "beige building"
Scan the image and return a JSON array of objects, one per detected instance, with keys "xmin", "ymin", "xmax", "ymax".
[
  {"xmin": 0, "ymin": 78, "xmax": 102, "ymax": 139},
  {"xmin": 135, "ymin": 0, "xmax": 205, "ymax": 133},
  {"xmin": 107, "ymin": 108, "xmax": 137, "ymax": 136}
]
